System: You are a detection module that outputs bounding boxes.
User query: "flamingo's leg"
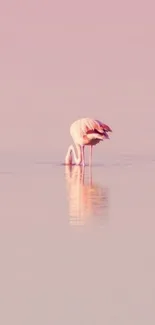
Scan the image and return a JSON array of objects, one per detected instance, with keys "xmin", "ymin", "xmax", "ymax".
[
  {"xmin": 89, "ymin": 145, "xmax": 92, "ymax": 166},
  {"xmin": 81, "ymin": 145, "xmax": 85, "ymax": 166}
]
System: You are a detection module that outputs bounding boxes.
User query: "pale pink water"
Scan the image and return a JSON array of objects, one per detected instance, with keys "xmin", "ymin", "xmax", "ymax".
[{"xmin": 0, "ymin": 0, "xmax": 155, "ymax": 324}]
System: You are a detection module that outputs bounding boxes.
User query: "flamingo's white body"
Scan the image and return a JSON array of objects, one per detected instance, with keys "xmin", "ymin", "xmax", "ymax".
[{"xmin": 65, "ymin": 118, "xmax": 112, "ymax": 166}]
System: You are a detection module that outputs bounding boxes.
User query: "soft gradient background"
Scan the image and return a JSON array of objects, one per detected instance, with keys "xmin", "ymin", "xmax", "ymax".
[
  {"xmin": 0, "ymin": 0, "xmax": 155, "ymax": 156},
  {"xmin": 0, "ymin": 1, "xmax": 155, "ymax": 324}
]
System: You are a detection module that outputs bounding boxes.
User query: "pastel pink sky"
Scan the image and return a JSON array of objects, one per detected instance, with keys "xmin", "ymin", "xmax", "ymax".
[{"xmin": 0, "ymin": 0, "xmax": 155, "ymax": 155}]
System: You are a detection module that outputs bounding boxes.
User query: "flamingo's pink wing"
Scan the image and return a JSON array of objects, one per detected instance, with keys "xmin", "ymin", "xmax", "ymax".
[{"xmin": 95, "ymin": 120, "xmax": 112, "ymax": 132}]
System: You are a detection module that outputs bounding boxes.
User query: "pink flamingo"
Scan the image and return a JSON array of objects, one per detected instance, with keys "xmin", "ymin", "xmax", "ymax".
[{"xmin": 65, "ymin": 118, "xmax": 112, "ymax": 166}]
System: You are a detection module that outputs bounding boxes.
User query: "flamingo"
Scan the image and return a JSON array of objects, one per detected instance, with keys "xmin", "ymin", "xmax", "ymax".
[{"xmin": 65, "ymin": 117, "xmax": 112, "ymax": 166}]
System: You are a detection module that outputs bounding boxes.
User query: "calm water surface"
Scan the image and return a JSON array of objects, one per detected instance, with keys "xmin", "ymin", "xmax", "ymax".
[{"xmin": 0, "ymin": 153, "xmax": 155, "ymax": 324}]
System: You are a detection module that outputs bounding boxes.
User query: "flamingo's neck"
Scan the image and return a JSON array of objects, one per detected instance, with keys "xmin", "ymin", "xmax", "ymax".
[{"xmin": 65, "ymin": 144, "xmax": 82, "ymax": 165}]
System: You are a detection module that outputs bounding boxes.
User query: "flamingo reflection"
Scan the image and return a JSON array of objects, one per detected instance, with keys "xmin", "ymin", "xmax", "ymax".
[{"xmin": 65, "ymin": 165, "xmax": 109, "ymax": 226}]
